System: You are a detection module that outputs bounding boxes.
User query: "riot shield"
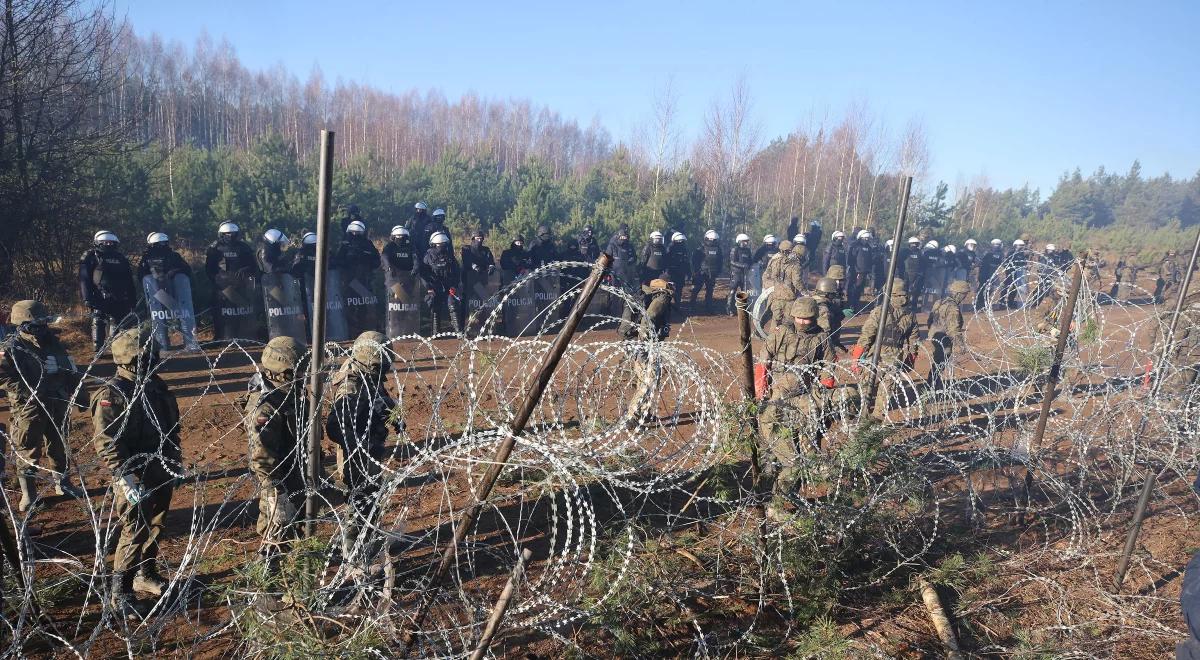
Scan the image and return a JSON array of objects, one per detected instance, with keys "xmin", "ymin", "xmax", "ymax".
[
  {"xmin": 215, "ymin": 274, "xmax": 264, "ymax": 341},
  {"xmin": 261, "ymin": 272, "xmax": 307, "ymax": 344},
  {"xmin": 142, "ymin": 273, "xmax": 198, "ymax": 349},
  {"xmin": 748, "ymin": 263, "xmax": 764, "ymax": 298},
  {"xmin": 304, "ymin": 269, "xmax": 350, "ymax": 343},
  {"xmin": 532, "ymin": 275, "xmax": 561, "ymax": 334},
  {"xmin": 502, "ymin": 277, "xmax": 539, "ymax": 337},
  {"xmin": 342, "ymin": 271, "xmax": 382, "ymax": 336},
  {"xmin": 463, "ymin": 275, "xmax": 500, "ymax": 336},
  {"xmin": 385, "ymin": 270, "xmax": 422, "ymax": 337}
]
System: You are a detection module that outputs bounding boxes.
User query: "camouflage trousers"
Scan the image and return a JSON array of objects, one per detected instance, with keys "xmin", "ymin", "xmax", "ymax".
[
  {"xmin": 625, "ymin": 353, "xmax": 662, "ymax": 424},
  {"xmin": 927, "ymin": 334, "xmax": 955, "ymax": 391},
  {"xmin": 9, "ymin": 395, "xmax": 70, "ymax": 476},
  {"xmin": 769, "ymin": 295, "xmax": 796, "ymax": 332},
  {"xmin": 112, "ymin": 473, "xmax": 174, "ymax": 573},
  {"xmin": 254, "ymin": 471, "xmax": 306, "ymax": 558},
  {"xmin": 758, "ymin": 392, "xmax": 823, "ymax": 501}
]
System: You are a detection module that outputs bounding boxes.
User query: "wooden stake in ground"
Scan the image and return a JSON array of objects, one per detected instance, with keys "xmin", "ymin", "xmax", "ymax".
[
  {"xmin": 919, "ymin": 577, "xmax": 964, "ymax": 660},
  {"xmin": 468, "ymin": 547, "xmax": 533, "ymax": 660}
]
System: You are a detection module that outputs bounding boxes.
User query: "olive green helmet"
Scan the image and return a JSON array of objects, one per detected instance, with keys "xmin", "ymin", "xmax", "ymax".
[
  {"xmin": 948, "ymin": 280, "xmax": 971, "ymax": 296},
  {"xmin": 789, "ymin": 298, "xmax": 819, "ymax": 320},
  {"xmin": 111, "ymin": 327, "xmax": 158, "ymax": 367},
  {"xmin": 826, "ymin": 265, "xmax": 846, "ymax": 280},
  {"xmin": 10, "ymin": 300, "xmax": 50, "ymax": 325},
  {"xmin": 261, "ymin": 336, "xmax": 304, "ymax": 377},
  {"xmin": 778, "ymin": 240, "xmax": 793, "ymax": 252},
  {"xmin": 351, "ymin": 331, "xmax": 390, "ymax": 367},
  {"xmin": 890, "ymin": 279, "xmax": 908, "ymax": 296},
  {"xmin": 816, "ymin": 277, "xmax": 838, "ymax": 294}
]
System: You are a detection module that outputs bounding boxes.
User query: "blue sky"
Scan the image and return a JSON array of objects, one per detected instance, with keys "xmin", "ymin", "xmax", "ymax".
[{"xmin": 117, "ymin": 0, "xmax": 1197, "ymax": 196}]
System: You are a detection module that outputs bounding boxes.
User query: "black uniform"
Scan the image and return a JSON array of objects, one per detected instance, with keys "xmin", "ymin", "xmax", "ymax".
[
  {"xmin": 405, "ymin": 209, "xmax": 431, "ymax": 257},
  {"xmin": 639, "ymin": 240, "xmax": 668, "ymax": 284},
  {"xmin": 846, "ymin": 237, "xmax": 875, "ymax": 310},
  {"xmin": 822, "ymin": 237, "xmax": 847, "ymax": 274},
  {"xmin": 609, "ymin": 236, "xmax": 639, "ymax": 288},
  {"xmin": 804, "ymin": 225, "xmax": 823, "ymax": 270},
  {"xmin": 461, "ymin": 238, "xmax": 496, "ymax": 320},
  {"xmin": 666, "ymin": 241, "xmax": 691, "ymax": 305},
  {"xmin": 137, "ymin": 244, "xmax": 191, "ymax": 282},
  {"xmin": 528, "ymin": 232, "xmax": 558, "ymax": 268},
  {"xmin": 420, "ymin": 244, "xmax": 461, "ymax": 333},
  {"xmin": 499, "ymin": 241, "xmax": 533, "ymax": 284},
  {"xmin": 690, "ymin": 238, "xmax": 723, "ymax": 310},
  {"xmin": 727, "ymin": 243, "xmax": 753, "ymax": 315},
  {"xmin": 256, "ymin": 240, "xmax": 295, "ymax": 275},
  {"xmin": 79, "ymin": 246, "xmax": 138, "ymax": 350},
  {"xmin": 382, "ymin": 237, "xmax": 420, "ymax": 279}
]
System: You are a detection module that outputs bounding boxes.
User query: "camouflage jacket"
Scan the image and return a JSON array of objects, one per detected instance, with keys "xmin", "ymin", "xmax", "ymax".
[
  {"xmin": 766, "ymin": 254, "xmax": 805, "ymax": 301},
  {"xmin": 856, "ymin": 304, "xmax": 918, "ymax": 360},
  {"xmin": 91, "ymin": 373, "xmax": 181, "ymax": 481},
  {"xmin": 325, "ymin": 362, "xmax": 397, "ymax": 455},
  {"xmin": 244, "ymin": 379, "xmax": 312, "ymax": 485},
  {"xmin": 0, "ymin": 330, "xmax": 79, "ymax": 402},
  {"xmin": 927, "ymin": 296, "xmax": 965, "ymax": 343},
  {"xmin": 760, "ymin": 325, "xmax": 833, "ymax": 399}
]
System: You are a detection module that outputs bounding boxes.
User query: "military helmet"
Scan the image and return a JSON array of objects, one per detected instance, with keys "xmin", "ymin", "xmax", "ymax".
[
  {"xmin": 778, "ymin": 240, "xmax": 793, "ymax": 252},
  {"xmin": 890, "ymin": 279, "xmax": 909, "ymax": 296},
  {"xmin": 110, "ymin": 327, "xmax": 157, "ymax": 367},
  {"xmin": 816, "ymin": 277, "xmax": 838, "ymax": 294},
  {"xmin": 10, "ymin": 300, "xmax": 51, "ymax": 325},
  {"xmin": 648, "ymin": 278, "xmax": 670, "ymax": 291},
  {"xmin": 261, "ymin": 336, "xmax": 304, "ymax": 377},
  {"xmin": 351, "ymin": 331, "xmax": 390, "ymax": 367},
  {"xmin": 789, "ymin": 298, "xmax": 818, "ymax": 320},
  {"xmin": 826, "ymin": 264, "xmax": 846, "ymax": 280},
  {"xmin": 948, "ymin": 280, "xmax": 971, "ymax": 296}
]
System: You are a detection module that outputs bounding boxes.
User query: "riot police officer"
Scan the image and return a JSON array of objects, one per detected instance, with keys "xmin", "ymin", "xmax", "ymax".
[
  {"xmin": 690, "ymin": 230, "xmax": 723, "ymax": 313},
  {"xmin": 420, "ymin": 209, "xmax": 453, "ymax": 258},
  {"xmin": 336, "ymin": 221, "xmax": 382, "ymax": 276},
  {"xmin": 576, "ymin": 226, "xmax": 601, "ymax": 261},
  {"xmin": 977, "ymin": 239, "xmax": 1005, "ymax": 309},
  {"xmin": 138, "ymin": 232, "xmax": 200, "ymax": 352},
  {"xmin": 421, "ymin": 232, "xmax": 461, "ymax": 333},
  {"xmin": 846, "ymin": 229, "xmax": 875, "ymax": 311},
  {"xmin": 1, "ymin": 300, "xmax": 87, "ymax": 511},
  {"xmin": 608, "ymin": 228, "xmax": 639, "ymax": 289},
  {"xmin": 528, "ymin": 225, "xmax": 558, "ymax": 268},
  {"xmin": 383, "ymin": 226, "xmax": 419, "ymax": 278},
  {"xmin": 91, "ymin": 328, "xmax": 181, "ymax": 616},
  {"xmin": 80, "ymin": 230, "xmax": 137, "ymax": 353},
  {"xmin": 666, "ymin": 232, "xmax": 691, "ymax": 306},
  {"xmin": 822, "ymin": 230, "xmax": 847, "ymax": 274},
  {"xmin": 204, "ymin": 222, "xmax": 259, "ymax": 338},
  {"xmin": 640, "ymin": 231, "xmax": 668, "ymax": 284},
  {"xmin": 244, "ymin": 336, "xmax": 310, "ymax": 571},
  {"xmin": 256, "ymin": 229, "xmax": 294, "ymax": 274},
  {"xmin": 499, "ymin": 236, "xmax": 533, "ymax": 285},
  {"xmin": 727, "ymin": 233, "xmax": 753, "ymax": 316},
  {"xmin": 461, "ymin": 228, "xmax": 497, "ymax": 321},
  {"xmin": 406, "ymin": 202, "xmax": 431, "ymax": 256}
]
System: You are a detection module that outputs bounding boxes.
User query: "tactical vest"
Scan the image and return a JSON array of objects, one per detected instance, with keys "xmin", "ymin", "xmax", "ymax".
[
  {"xmin": 644, "ymin": 245, "xmax": 665, "ymax": 270},
  {"xmin": 91, "ymin": 249, "xmax": 133, "ymax": 298},
  {"xmin": 386, "ymin": 243, "xmax": 415, "ymax": 272},
  {"xmin": 730, "ymin": 246, "xmax": 752, "ymax": 272},
  {"xmin": 880, "ymin": 315, "xmax": 911, "ymax": 350}
]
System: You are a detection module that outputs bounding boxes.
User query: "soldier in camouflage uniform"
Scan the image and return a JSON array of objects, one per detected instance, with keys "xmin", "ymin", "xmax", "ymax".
[
  {"xmin": 622, "ymin": 279, "xmax": 673, "ymax": 424},
  {"xmin": 825, "ymin": 264, "xmax": 847, "ymax": 298},
  {"xmin": 927, "ymin": 280, "xmax": 970, "ymax": 391},
  {"xmin": 757, "ymin": 298, "xmax": 835, "ymax": 516},
  {"xmin": 0, "ymin": 300, "xmax": 86, "ymax": 513},
  {"xmin": 851, "ymin": 281, "xmax": 919, "ymax": 421},
  {"xmin": 325, "ymin": 331, "xmax": 403, "ymax": 564},
  {"xmin": 812, "ymin": 276, "xmax": 847, "ymax": 355},
  {"xmin": 91, "ymin": 328, "xmax": 180, "ymax": 616},
  {"xmin": 1152, "ymin": 296, "xmax": 1200, "ymax": 402},
  {"xmin": 243, "ymin": 336, "xmax": 311, "ymax": 568},
  {"xmin": 1156, "ymin": 251, "xmax": 1182, "ymax": 305},
  {"xmin": 764, "ymin": 241, "xmax": 805, "ymax": 331}
]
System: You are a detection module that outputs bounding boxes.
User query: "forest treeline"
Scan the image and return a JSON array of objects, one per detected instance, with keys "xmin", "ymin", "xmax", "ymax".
[{"xmin": 2, "ymin": 0, "xmax": 1197, "ymax": 303}]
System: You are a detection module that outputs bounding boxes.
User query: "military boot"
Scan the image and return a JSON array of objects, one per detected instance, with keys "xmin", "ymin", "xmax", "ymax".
[
  {"xmin": 133, "ymin": 562, "xmax": 169, "ymax": 597},
  {"xmin": 17, "ymin": 471, "xmax": 39, "ymax": 512},
  {"xmin": 54, "ymin": 475, "xmax": 85, "ymax": 499},
  {"xmin": 111, "ymin": 571, "xmax": 151, "ymax": 617}
]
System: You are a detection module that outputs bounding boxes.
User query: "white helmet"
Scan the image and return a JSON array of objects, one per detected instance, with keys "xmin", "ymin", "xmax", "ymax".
[
  {"xmin": 965, "ymin": 238, "xmax": 978, "ymax": 247},
  {"xmin": 990, "ymin": 238, "xmax": 1003, "ymax": 247},
  {"xmin": 671, "ymin": 232, "xmax": 686, "ymax": 243},
  {"xmin": 146, "ymin": 232, "xmax": 168, "ymax": 245},
  {"xmin": 832, "ymin": 230, "xmax": 845, "ymax": 240},
  {"xmin": 1013, "ymin": 239, "xmax": 1026, "ymax": 247},
  {"xmin": 735, "ymin": 233, "xmax": 750, "ymax": 243},
  {"xmin": 764, "ymin": 234, "xmax": 777, "ymax": 244},
  {"xmin": 907, "ymin": 237, "xmax": 920, "ymax": 245},
  {"xmin": 432, "ymin": 208, "xmax": 446, "ymax": 218},
  {"xmin": 650, "ymin": 231, "xmax": 664, "ymax": 242},
  {"xmin": 218, "ymin": 222, "xmax": 239, "ymax": 235},
  {"xmin": 944, "ymin": 245, "xmax": 957, "ymax": 254},
  {"xmin": 926, "ymin": 240, "xmax": 939, "ymax": 249},
  {"xmin": 414, "ymin": 201, "xmax": 428, "ymax": 211},
  {"xmin": 94, "ymin": 230, "xmax": 119, "ymax": 245},
  {"xmin": 302, "ymin": 231, "xmax": 317, "ymax": 245},
  {"xmin": 886, "ymin": 239, "xmax": 894, "ymax": 248},
  {"xmin": 263, "ymin": 228, "xmax": 286, "ymax": 244},
  {"xmin": 794, "ymin": 234, "xmax": 806, "ymax": 244},
  {"xmin": 390, "ymin": 225, "xmax": 409, "ymax": 238},
  {"xmin": 857, "ymin": 229, "xmax": 871, "ymax": 240},
  {"xmin": 1045, "ymin": 243, "xmax": 1057, "ymax": 252},
  {"xmin": 346, "ymin": 220, "xmax": 367, "ymax": 235},
  {"xmin": 429, "ymin": 232, "xmax": 450, "ymax": 246},
  {"xmin": 704, "ymin": 229, "xmax": 719, "ymax": 241}
]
